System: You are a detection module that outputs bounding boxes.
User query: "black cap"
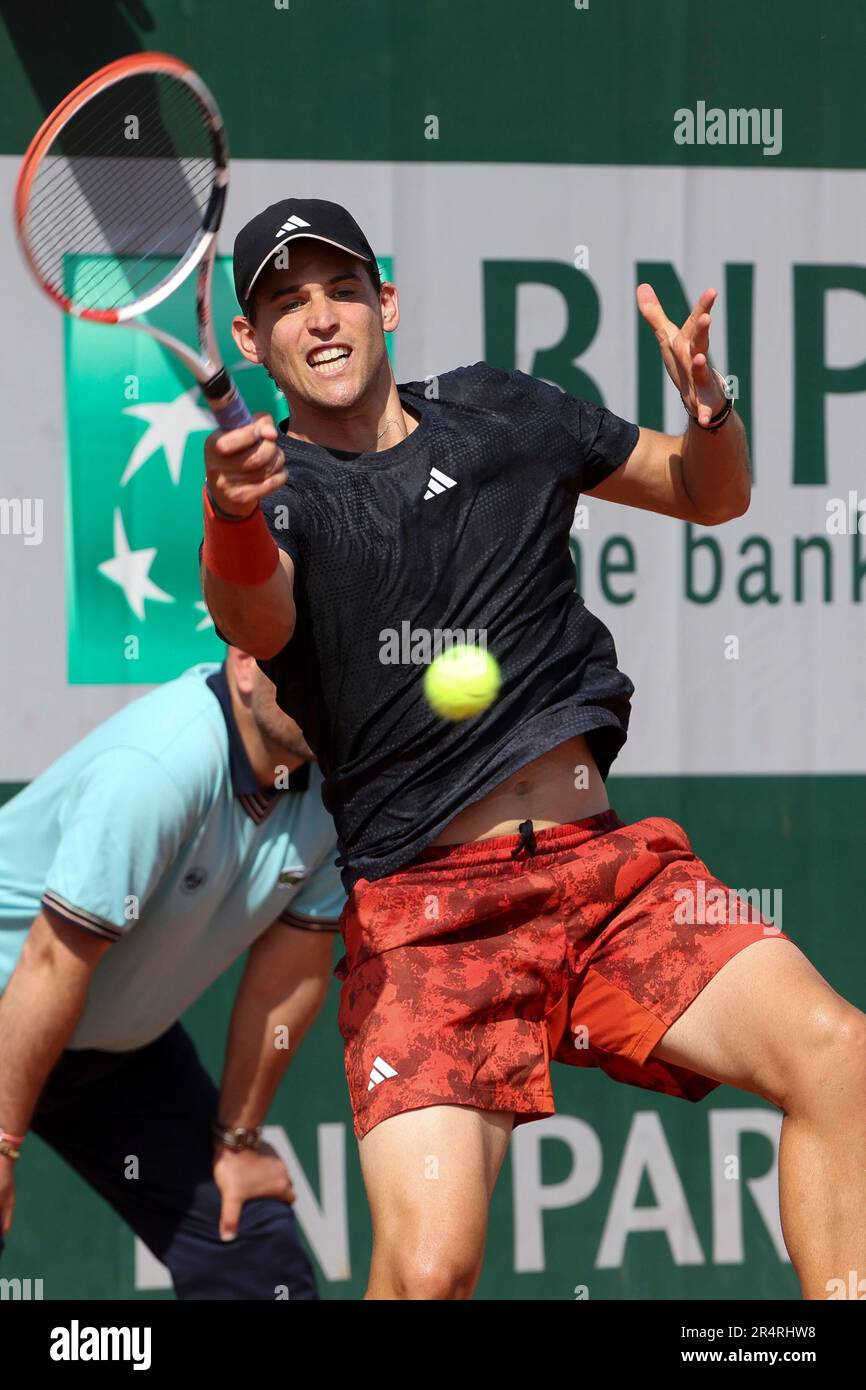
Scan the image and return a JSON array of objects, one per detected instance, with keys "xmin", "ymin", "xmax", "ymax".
[{"xmin": 232, "ymin": 198, "xmax": 376, "ymax": 312}]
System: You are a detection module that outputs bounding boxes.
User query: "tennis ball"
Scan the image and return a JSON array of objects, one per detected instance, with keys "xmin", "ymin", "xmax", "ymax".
[{"xmin": 423, "ymin": 644, "xmax": 501, "ymax": 720}]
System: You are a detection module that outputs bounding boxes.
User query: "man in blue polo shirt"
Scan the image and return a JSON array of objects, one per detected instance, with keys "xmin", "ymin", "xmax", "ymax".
[{"xmin": 0, "ymin": 648, "xmax": 344, "ymax": 1300}]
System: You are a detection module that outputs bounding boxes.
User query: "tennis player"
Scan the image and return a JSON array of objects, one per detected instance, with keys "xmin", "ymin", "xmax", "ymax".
[
  {"xmin": 0, "ymin": 648, "xmax": 343, "ymax": 1299},
  {"xmin": 201, "ymin": 198, "xmax": 866, "ymax": 1300}
]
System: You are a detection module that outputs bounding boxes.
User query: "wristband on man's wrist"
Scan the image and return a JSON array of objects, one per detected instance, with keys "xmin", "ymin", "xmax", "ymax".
[
  {"xmin": 202, "ymin": 484, "xmax": 280, "ymax": 587},
  {"xmin": 205, "ymin": 480, "xmax": 255, "ymax": 522}
]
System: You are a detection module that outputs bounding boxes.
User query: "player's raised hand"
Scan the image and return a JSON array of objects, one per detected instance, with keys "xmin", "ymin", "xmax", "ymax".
[
  {"xmin": 637, "ymin": 283, "xmax": 728, "ymax": 428},
  {"xmin": 204, "ymin": 412, "xmax": 288, "ymax": 519}
]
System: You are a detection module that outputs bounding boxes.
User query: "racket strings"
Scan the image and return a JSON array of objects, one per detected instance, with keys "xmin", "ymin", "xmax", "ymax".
[
  {"xmin": 35, "ymin": 72, "xmax": 212, "ymax": 194},
  {"xmin": 26, "ymin": 131, "xmax": 212, "ymax": 238},
  {"xmin": 30, "ymin": 142, "xmax": 213, "ymax": 300},
  {"xmin": 27, "ymin": 77, "xmax": 211, "ymax": 209},
  {"xmin": 30, "ymin": 158, "xmax": 213, "ymax": 312},
  {"xmin": 24, "ymin": 71, "xmax": 219, "ymax": 312},
  {"xmin": 27, "ymin": 155, "xmax": 213, "ymax": 265},
  {"xmin": 49, "ymin": 158, "xmax": 215, "ymax": 307},
  {"xmin": 27, "ymin": 79, "xmax": 200, "ymax": 197}
]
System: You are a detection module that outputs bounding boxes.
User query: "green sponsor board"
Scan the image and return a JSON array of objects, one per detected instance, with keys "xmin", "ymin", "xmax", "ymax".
[
  {"xmin": 64, "ymin": 255, "xmax": 393, "ymax": 684},
  {"xmin": 2, "ymin": 1, "xmax": 864, "ymax": 169}
]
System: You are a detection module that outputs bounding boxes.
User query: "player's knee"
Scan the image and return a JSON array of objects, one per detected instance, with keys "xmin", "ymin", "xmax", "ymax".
[
  {"xmin": 780, "ymin": 1004, "xmax": 866, "ymax": 1114},
  {"xmin": 383, "ymin": 1245, "xmax": 481, "ymax": 1300},
  {"xmin": 400, "ymin": 1257, "xmax": 479, "ymax": 1301}
]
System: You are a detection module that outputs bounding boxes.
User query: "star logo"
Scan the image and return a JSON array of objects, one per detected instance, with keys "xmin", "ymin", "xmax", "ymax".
[
  {"xmin": 194, "ymin": 600, "xmax": 215, "ymax": 633},
  {"xmin": 120, "ymin": 387, "xmax": 214, "ymax": 487},
  {"xmin": 64, "ymin": 252, "xmax": 388, "ymax": 682},
  {"xmin": 97, "ymin": 508, "xmax": 174, "ymax": 620}
]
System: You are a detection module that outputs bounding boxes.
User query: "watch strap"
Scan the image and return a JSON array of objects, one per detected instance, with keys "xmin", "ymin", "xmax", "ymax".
[
  {"xmin": 211, "ymin": 1119, "xmax": 263, "ymax": 1151},
  {"xmin": 682, "ymin": 369, "xmax": 734, "ymax": 432}
]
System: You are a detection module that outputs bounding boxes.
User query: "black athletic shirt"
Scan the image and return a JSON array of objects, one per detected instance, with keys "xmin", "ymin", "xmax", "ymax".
[{"xmin": 257, "ymin": 362, "xmax": 639, "ymax": 892}]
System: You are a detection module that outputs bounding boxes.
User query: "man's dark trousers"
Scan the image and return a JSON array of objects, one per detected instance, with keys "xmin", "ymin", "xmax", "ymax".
[{"xmin": 1, "ymin": 1022, "xmax": 318, "ymax": 1300}]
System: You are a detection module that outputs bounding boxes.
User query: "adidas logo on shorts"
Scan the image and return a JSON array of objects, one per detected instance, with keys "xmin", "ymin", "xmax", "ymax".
[{"xmin": 367, "ymin": 1056, "xmax": 398, "ymax": 1090}]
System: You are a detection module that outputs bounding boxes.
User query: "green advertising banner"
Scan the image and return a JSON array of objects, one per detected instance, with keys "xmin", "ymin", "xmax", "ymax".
[
  {"xmin": 64, "ymin": 256, "xmax": 274, "ymax": 682},
  {"xmin": 64, "ymin": 256, "xmax": 393, "ymax": 683}
]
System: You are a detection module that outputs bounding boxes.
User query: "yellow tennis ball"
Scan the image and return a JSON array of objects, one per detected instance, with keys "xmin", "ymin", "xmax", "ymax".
[{"xmin": 423, "ymin": 644, "xmax": 501, "ymax": 720}]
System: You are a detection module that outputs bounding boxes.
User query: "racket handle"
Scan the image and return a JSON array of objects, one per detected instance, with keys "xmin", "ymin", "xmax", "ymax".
[
  {"xmin": 211, "ymin": 389, "xmax": 254, "ymax": 433},
  {"xmin": 203, "ymin": 370, "xmax": 254, "ymax": 433}
]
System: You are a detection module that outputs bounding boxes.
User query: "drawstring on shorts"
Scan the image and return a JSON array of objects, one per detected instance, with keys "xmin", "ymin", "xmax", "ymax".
[{"xmin": 510, "ymin": 818, "xmax": 537, "ymax": 858}]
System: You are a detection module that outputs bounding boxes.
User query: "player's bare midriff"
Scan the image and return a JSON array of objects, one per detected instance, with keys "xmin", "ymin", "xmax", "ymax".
[{"xmin": 429, "ymin": 732, "xmax": 610, "ymax": 845}]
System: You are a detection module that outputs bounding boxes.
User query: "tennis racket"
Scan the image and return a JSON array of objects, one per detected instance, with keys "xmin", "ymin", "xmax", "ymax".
[{"xmin": 14, "ymin": 51, "xmax": 252, "ymax": 433}]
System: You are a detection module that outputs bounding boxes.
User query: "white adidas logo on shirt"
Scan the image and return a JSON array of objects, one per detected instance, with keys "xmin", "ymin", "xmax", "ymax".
[
  {"xmin": 424, "ymin": 467, "xmax": 457, "ymax": 501},
  {"xmin": 367, "ymin": 1056, "xmax": 398, "ymax": 1090},
  {"xmin": 275, "ymin": 214, "xmax": 311, "ymax": 238}
]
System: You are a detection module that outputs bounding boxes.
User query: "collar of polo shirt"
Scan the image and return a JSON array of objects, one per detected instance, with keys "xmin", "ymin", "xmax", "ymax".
[{"xmin": 205, "ymin": 665, "xmax": 310, "ymax": 824}]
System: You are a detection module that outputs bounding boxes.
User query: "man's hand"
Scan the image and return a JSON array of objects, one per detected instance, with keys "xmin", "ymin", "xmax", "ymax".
[
  {"xmin": 0, "ymin": 1156, "xmax": 15, "ymax": 1238},
  {"xmin": 213, "ymin": 1141, "xmax": 295, "ymax": 1242},
  {"xmin": 637, "ymin": 283, "xmax": 728, "ymax": 428},
  {"xmin": 205, "ymin": 413, "xmax": 288, "ymax": 519}
]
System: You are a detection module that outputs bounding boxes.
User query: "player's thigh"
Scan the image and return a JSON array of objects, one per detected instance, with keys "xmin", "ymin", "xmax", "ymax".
[
  {"xmin": 359, "ymin": 1103, "xmax": 513, "ymax": 1252},
  {"xmin": 651, "ymin": 937, "xmax": 866, "ymax": 1107}
]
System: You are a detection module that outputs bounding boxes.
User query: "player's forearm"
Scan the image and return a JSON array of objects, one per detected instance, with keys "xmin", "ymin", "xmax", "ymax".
[
  {"xmin": 679, "ymin": 411, "xmax": 751, "ymax": 524},
  {"xmin": 217, "ymin": 938, "xmax": 330, "ymax": 1127},
  {"xmin": 202, "ymin": 559, "xmax": 296, "ymax": 661},
  {"xmin": 0, "ymin": 931, "xmax": 93, "ymax": 1135},
  {"xmin": 201, "ymin": 418, "xmax": 295, "ymax": 658}
]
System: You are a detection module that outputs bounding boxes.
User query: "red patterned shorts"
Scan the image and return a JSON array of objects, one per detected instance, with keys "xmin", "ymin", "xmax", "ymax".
[{"xmin": 335, "ymin": 811, "xmax": 787, "ymax": 1139}]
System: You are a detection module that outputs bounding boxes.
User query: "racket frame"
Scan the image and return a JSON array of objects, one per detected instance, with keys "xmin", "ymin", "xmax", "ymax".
[{"xmin": 14, "ymin": 51, "xmax": 251, "ymax": 430}]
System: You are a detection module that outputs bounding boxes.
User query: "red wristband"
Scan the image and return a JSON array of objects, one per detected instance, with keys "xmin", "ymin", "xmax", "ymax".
[
  {"xmin": 0, "ymin": 1130, "xmax": 25, "ymax": 1146},
  {"xmin": 202, "ymin": 486, "xmax": 280, "ymax": 587}
]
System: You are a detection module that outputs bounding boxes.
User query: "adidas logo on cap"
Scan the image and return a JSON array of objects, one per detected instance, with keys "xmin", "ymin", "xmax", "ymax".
[{"xmin": 275, "ymin": 214, "xmax": 311, "ymax": 238}]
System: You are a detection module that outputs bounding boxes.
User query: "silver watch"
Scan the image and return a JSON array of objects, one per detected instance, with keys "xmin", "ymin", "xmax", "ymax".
[
  {"xmin": 681, "ymin": 369, "xmax": 734, "ymax": 432},
  {"xmin": 211, "ymin": 1119, "xmax": 262, "ymax": 1151}
]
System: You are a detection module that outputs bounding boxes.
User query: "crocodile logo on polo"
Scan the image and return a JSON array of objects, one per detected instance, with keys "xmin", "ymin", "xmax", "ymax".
[{"xmin": 180, "ymin": 866, "xmax": 208, "ymax": 894}]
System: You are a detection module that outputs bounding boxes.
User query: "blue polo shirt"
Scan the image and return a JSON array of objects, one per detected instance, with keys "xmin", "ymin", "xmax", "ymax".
[{"xmin": 0, "ymin": 663, "xmax": 345, "ymax": 1052}]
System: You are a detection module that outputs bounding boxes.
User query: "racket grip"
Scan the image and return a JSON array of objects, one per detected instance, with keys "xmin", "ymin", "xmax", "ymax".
[
  {"xmin": 203, "ymin": 369, "xmax": 254, "ymax": 433},
  {"xmin": 211, "ymin": 389, "xmax": 254, "ymax": 433}
]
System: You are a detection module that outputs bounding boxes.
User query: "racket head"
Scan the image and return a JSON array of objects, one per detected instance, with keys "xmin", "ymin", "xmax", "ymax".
[{"xmin": 14, "ymin": 51, "xmax": 229, "ymax": 324}]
